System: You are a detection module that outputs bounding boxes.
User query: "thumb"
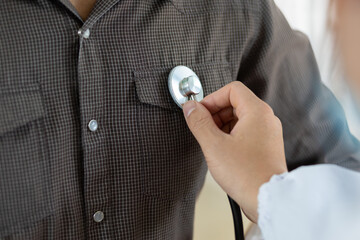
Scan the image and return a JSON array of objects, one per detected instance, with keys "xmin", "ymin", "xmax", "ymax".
[{"xmin": 183, "ymin": 100, "xmax": 223, "ymax": 146}]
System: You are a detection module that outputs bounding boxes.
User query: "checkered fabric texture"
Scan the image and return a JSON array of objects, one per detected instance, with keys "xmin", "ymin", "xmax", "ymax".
[{"xmin": 1, "ymin": 0, "xmax": 360, "ymax": 239}]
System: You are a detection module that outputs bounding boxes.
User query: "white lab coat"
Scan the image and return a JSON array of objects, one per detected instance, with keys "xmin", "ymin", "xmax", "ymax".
[{"xmin": 257, "ymin": 165, "xmax": 360, "ymax": 240}]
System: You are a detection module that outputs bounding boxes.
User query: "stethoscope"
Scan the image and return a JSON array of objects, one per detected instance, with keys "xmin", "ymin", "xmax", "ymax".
[{"xmin": 168, "ymin": 66, "xmax": 245, "ymax": 240}]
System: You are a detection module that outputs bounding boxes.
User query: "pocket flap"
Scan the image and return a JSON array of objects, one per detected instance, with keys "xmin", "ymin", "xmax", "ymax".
[
  {"xmin": 134, "ymin": 63, "xmax": 233, "ymax": 111},
  {"xmin": 0, "ymin": 86, "xmax": 45, "ymax": 135}
]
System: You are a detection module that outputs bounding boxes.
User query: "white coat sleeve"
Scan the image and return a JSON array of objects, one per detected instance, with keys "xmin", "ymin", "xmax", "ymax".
[{"xmin": 257, "ymin": 164, "xmax": 360, "ymax": 240}]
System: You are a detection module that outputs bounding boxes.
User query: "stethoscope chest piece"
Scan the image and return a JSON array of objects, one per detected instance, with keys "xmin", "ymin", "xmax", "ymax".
[{"xmin": 168, "ymin": 66, "xmax": 204, "ymax": 109}]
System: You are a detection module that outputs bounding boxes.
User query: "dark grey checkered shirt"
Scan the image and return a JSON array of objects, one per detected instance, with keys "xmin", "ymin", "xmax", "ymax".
[{"xmin": 1, "ymin": 0, "xmax": 360, "ymax": 239}]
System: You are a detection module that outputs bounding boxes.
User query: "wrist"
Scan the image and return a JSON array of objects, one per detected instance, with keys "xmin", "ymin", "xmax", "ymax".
[{"xmin": 237, "ymin": 170, "xmax": 283, "ymax": 223}]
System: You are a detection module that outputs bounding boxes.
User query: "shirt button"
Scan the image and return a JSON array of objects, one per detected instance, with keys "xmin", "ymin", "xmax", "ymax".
[
  {"xmin": 93, "ymin": 211, "xmax": 104, "ymax": 223},
  {"xmin": 77, "ymin": 29, "xmax": 90, "ymax": 39},
  {"xmin": 88, "ymin": 120, "xmax": 98, "ymax": 132}
]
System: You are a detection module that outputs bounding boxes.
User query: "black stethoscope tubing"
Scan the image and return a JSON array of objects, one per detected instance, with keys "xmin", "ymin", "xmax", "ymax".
[{"xmin": 228, "ymin": 196, "xmax": 245, "ymax": 240}]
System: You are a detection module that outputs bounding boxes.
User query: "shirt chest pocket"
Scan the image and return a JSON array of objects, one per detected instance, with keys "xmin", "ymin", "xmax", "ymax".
[
  {"xmin": 0, "ymin": 84, "xmax": 52, "ymax": 237},
  {"xmin": 134, "ymin": 63, "xmax": 234, "ymax": 201}
]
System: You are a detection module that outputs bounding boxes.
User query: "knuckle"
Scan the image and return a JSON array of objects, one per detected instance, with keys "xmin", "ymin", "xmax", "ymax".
[
  {"xmin": 263, "ymin": 115, "xmax": 283, "ymax": 133},
  {"xmin": 274, "ymin": 116, "xmax": 282, "ymax": 128},
  {"xmin": 230, "ymin": 81, "xmax": 242, "ymax": 88},
  {"xmin": 273, "ymin": 117, "xmax": 284, "ymax": 133},
  {"xmin": 260, "ymin": 102, "xmax": 274, "ymax": 115}
]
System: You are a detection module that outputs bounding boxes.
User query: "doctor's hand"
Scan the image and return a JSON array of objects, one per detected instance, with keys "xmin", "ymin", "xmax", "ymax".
[{"xmin": 182, "ymin": 82, "xmax": 287, "ymax": 223}]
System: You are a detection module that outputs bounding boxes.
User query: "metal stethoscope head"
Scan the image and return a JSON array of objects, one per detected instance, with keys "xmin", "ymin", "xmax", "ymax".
[{"xmin": 168, "ymin": 66, "xmax": 204, "ymax": 108}]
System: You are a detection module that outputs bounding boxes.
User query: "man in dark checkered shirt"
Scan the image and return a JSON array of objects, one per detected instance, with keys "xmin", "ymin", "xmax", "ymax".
[{"xmin": 1, "ymin": 0, "xmax": 360, "ymax": 239}]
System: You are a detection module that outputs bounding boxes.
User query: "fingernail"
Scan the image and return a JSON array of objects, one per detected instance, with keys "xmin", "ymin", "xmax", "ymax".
[{"xmin": 183, "ymin": 101, "xmax": 196, "ymax": 117}]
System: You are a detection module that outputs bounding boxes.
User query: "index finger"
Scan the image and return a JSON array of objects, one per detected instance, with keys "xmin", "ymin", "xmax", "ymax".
[{"xmin": 201, "ymin": 81, "xmax": 261, "ymax": 116}]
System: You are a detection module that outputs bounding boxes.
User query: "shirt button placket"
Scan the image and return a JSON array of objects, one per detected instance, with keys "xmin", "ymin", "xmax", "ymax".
[{"xmin": 78, "ymin": 23, "xmax": 108, "ymax": 238}]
